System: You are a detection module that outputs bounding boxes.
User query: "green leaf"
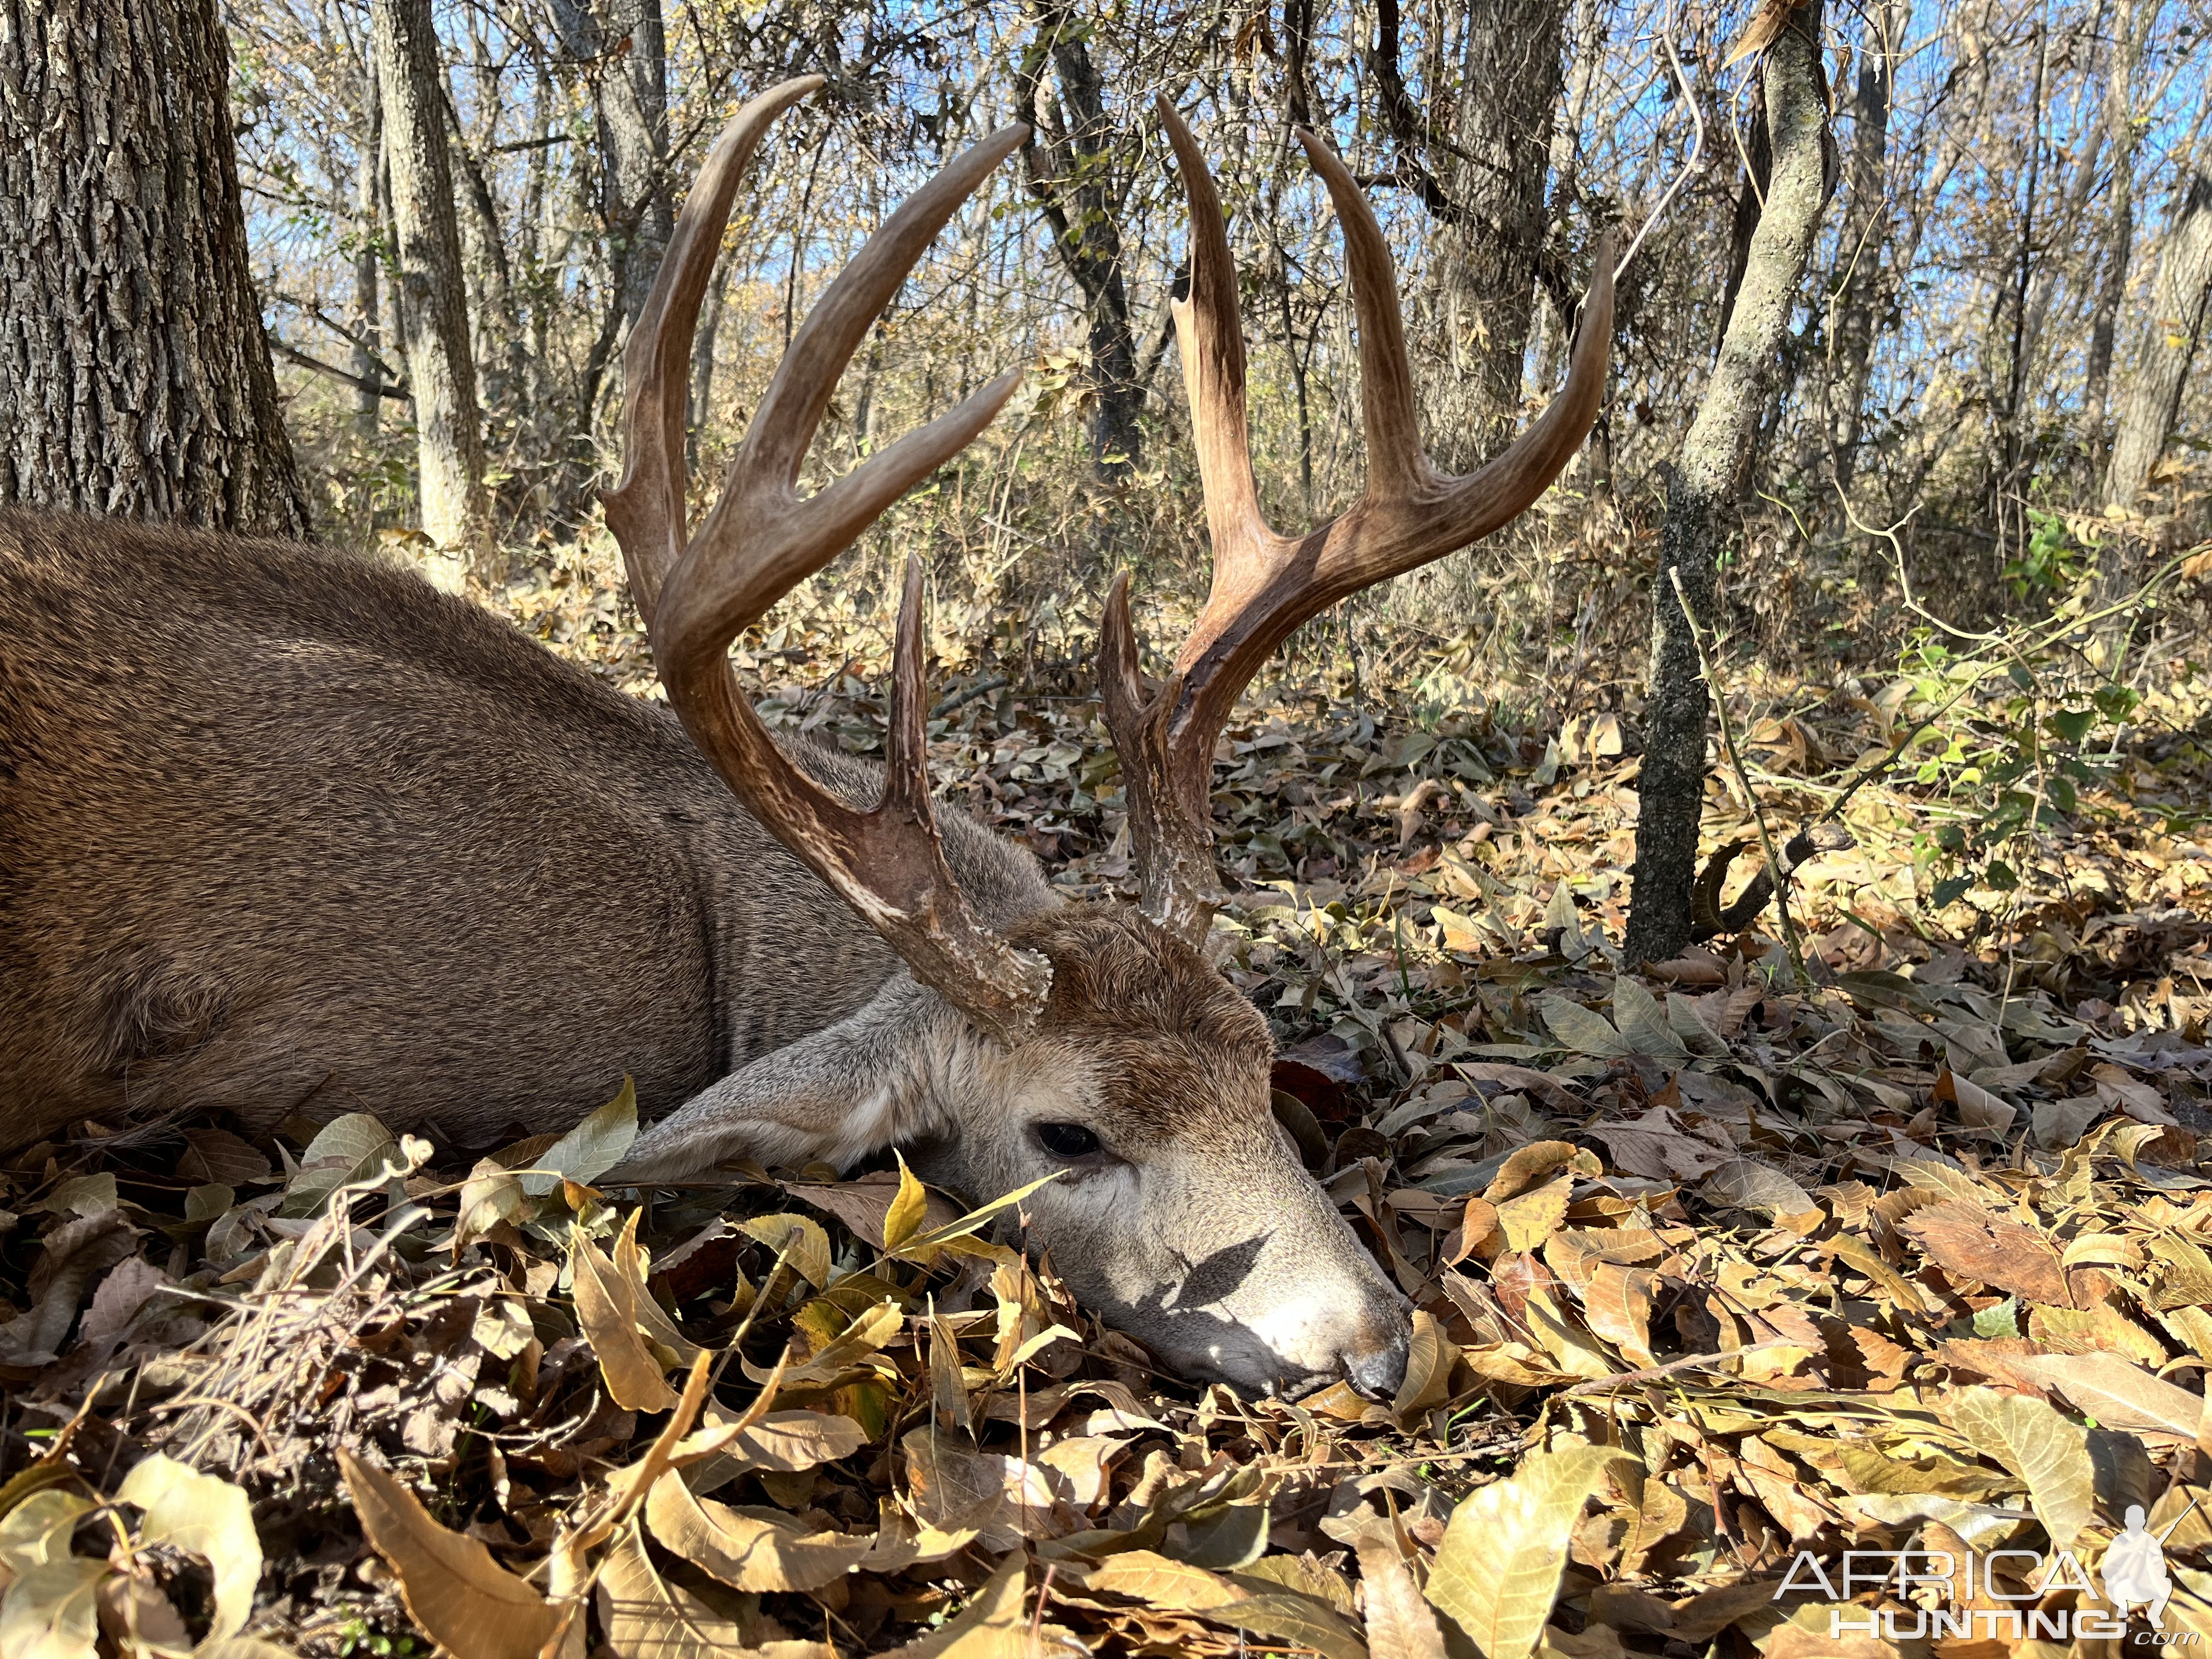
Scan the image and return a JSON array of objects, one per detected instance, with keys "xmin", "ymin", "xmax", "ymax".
[
  {"xmin": 1983, "ymin": 859, "xmax": 2019, "ymax": 891},
  {"xmin": 520, "ymin": 1076, "xmax": 639, "ymax": 1197},
  {"xmin": 2092, "ymin": 684, "xmax": 2139, "ymax": 722},
  {"xmin": 1426, "ymin": 1443, "xmax": 1636, "ymax": 1659},
  {"xmin": 1972, "ymin": 1297, "xmax": 2021, "ymax": 1340},
  {"xmin": 1950, "ymin": 1387, "xmax": 2096, "ymax": 1551},
  {"xmin": 279, "ymin": 1113, "xmax": 400, "ymax": 1217},
  {"xmin": 1932, "ymin": 875, "xmax": 1974, "ymax": 907},
  {"xmin": 1537, "ymin": 996, "xmax": 1634, "ymax": 1059},
  {"xmin": 2048, "ymin": 707, "xmax": 2096, "ymax": 745}
]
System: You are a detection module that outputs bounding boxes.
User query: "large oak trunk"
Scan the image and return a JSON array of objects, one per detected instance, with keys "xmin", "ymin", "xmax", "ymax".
[{"xmin": 0, "ymin": 0, "xmax": 309, "ymax": 536}]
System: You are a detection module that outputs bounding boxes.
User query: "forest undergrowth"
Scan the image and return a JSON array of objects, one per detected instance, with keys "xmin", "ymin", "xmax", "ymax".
[{"xmin": 4, "ymin": 539, "xmax": 2212, "ymax": 1658}]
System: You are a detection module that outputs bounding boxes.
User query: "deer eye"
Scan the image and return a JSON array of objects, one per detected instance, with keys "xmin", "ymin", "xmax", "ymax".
[{"xmin": 1035, "ymin": 1122, "xmax": 1101, "ymax": 1159}]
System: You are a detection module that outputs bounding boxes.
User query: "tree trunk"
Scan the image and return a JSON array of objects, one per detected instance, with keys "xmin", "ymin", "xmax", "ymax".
[
  {"xmin": 353, "ymin": 52, "xmax": 387, "ymax": 438},
  {"xmin": 0, "ymin": 0, "xmax": 309, "ymax": 536},
  {"xmin": 1019, "ymin": 2, "xmax": 1144, "ymax": 477},
  {"xmin": 1625, "ymin": 0, "xmax": 1832, "ymax": 964},
  {"xmin": 2104, "ymin": 166, "xmax": 2212, "ymax": 513},
  {"xmin": 1440, "ymin": 0, "xmax": 1571, "ymax": 454},
  {"xmin": 1825, "ymin": 0, "xmax": 1906, "ymax": 495},
  {"xmin": 373, "ymin": 0, "xmax": 489, "ymax": 586},
  {"xmin": 547, "ymin": 0, "xmax": 672, "ymax": 330}
]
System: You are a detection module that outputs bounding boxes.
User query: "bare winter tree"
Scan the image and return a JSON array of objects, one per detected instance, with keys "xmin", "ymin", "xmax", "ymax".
[
  {"xmin": 1018, "ymin": 2, "xmax": 1146, "ymax": 478},
  {"xmin": 0, "ymin": 0, "xmax": 308, "ymax": 535},
  {"xmin": 1626, "ymin": 0, "xmax": 1835, "ymax": 963},
  {"xmin": 373, "ymin": 0, "xmax": 490, "ymax": 583}
]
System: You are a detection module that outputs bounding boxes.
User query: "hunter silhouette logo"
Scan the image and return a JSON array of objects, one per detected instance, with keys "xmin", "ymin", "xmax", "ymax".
[{"xmin": 2104, "ymin": 1502, "xmax": 2192, "ymax": 1630}]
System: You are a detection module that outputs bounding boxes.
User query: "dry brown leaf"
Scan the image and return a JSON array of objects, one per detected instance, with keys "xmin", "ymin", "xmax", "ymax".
[
  {"xmin": 2012, "ymin": 1351, "xmax": 2206, "ymax": 1440},
  {"xmin": 572, "ymin": 1227, "xmax": 680, "ymax": 1412},
  {"xmin": 644, "ymin": 1469, "xmax": 873, "ymax": 1592},
  {"xmin": 1898, "ymin": 1201, "xmax": 2071, "ymax": 1306},
  {"xmin": 338, "ymin": 1448, "xmax": 563, "ymax": 1659},
  {"xmin": 1356, "ymin": 1536, "xmax": 1448, "ymax": 1659}
]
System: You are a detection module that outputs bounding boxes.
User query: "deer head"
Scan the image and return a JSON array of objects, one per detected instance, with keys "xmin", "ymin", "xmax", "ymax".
[{"xmin": 602, "ymin": 79, "xmax": 1611, "ymax": 1394}]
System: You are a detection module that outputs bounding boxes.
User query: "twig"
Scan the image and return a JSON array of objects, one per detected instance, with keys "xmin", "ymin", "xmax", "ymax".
[
  {"xmin": 1563, "ymin": 1340, "xmax": 1803, "ymax": 1396},
  {"xmin": 1613, "ymin": 12, "xmax": 1706, "ymax": 282}
]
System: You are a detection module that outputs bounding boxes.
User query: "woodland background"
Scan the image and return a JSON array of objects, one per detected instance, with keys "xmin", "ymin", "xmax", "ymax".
[{"xmin": 10, "ymin": 2, "xmax": 2212, "ymax": 1656}]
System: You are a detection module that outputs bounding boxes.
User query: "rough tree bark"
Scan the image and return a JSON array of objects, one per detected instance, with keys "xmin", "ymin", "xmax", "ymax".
[
  {"xmin": 373, "ymin": 0, "xmax": 489, "ymax": 584},
  {"xmin": 352, "ymin": 48, "xmax": 387, "ymax": 436},
  {"xmin": 2104, "ymin": 165, "xmax": 2212, "ymax": 514},
  {"xmin": 1019, "ymin": 2, "xmax": 1144, "ymax": 477},
  {"xmin": 0, "ymin": 0, "xmax": 309, "ymax": 535},
  {"xmin": 1824, "ymin": 0, "xmax": 1906, "ymax": 494},
  {"xmin": 547, "ymin": 0, "xmax": 671, "ymax": 329},
  {"xmin": 1625, "ymin": 0, "xmax": 1833, "ymax": 964},
  {"xmin": 1441, "ymin": 0, "xmax": 1570, "ymax": 453}
]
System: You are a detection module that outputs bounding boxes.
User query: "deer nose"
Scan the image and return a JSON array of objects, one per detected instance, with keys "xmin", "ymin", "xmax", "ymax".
[{"xmin": 1344, "ymin": 1331, "xmax": 1409, "ymax": 1399}]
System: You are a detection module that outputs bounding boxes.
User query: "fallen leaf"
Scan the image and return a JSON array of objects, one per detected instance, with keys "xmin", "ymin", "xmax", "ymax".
[
  {"xmin": 1427, "ymin": 1443, "xmax": 1636, "ymax": 1659},
  {"xmin": 2013, "ymin": 1352, "xmax": 2206, "ymax": 1440},
  {"xmin": 338, "ymin": 1448, "xmax": 562, "ymax": 1659},
  {"xmin": 521, "ymin": 1077, "xmax": 639, "ymax": 1196},
  {"xmin": 115, "ymin": 1454, "xmax": 262, "ymax": 1643},
  {"xmin": 645, "ymin": 1469, "xmax": 873, "ymax": 1592}
]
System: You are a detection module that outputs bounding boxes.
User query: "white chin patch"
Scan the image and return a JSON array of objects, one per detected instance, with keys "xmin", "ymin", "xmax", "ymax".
[{"xmin": 1241, "ymin": 1287, "xmax": 1369, "ymax": 1376}]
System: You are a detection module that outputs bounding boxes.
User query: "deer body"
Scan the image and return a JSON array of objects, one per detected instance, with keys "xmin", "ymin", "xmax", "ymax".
[
  {"xmin": 0, "ymin": 511, "xmax": 1026, "ymax": 1142},
  {"xmin": 3, "ymin": 76, "xmax": 1612, "ymax": 1396}
]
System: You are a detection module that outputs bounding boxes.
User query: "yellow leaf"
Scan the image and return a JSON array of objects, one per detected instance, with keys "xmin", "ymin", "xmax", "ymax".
[
  {"xmin": 1426, "ymin": 1443, "xmax": 1637, "ymax": 1659},
  {"xmin": 884, "ymin": 1152, "xmax": 929, "ymax": 1252},
  {"xmin": 0, "ymin": 1491, "xmax": 94, "ymax": 1576},
  {"xmin": 874, "ymin": 1554, "xmax": 1036, "ymax": 1657},
  {"xmin": 644, "ymin": 1470, "xmax": 873, "ymax": 1592},
  {"xmin": 671, "ymin": 1409, "xmax": 868, "ymax": 1475},
  {"xmin": 740, "ymin": 1213, "xmax": 832, "ymax": 1288},
  {"xmin": 572, "ymin": 1228, "xmax": 679, "ymax": 1413},
  {"xmin": 1949, "ymin": 1387, "xmax": 2096, "ymax": 1551},
  {"xmin": 1496, "ymin": 1180, "xmax": 1571, "ymax": 1253},
  {"xmin": 1392, "ymin": 1309, "xmax": 1462, "ymax": 1420},
  {"xmin": 613, "ymin": 1210, "xmax": 705, "ymax": 1365},
  {"xmin": 338, "ymin": 1449, "xmax": 562, "ymax": 1659},
  {"xmin": 0, "ymin": 1556, "xmax": 107, "ymax": 1659},
  {"xmin": 115, "ymin": 1454, "xmax": 262, "ymax": 1644},
  {"xmin": 1082, "ymin": 1549, "xmax": 1245, "ymax": 1610},
  {"xmin": 1355, "ymin": 1534, "xmax": 1448, "ymax": 1659}
]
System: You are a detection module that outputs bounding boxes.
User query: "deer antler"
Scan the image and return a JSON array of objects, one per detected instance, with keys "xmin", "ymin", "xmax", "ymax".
[
  {"xmin": 604, "ymin": 78, "xmax": 1051, "ymax": 1042},
  {"xmin": 1103, "ymin": 100, "xmax": 1616, "ymax": 943}
]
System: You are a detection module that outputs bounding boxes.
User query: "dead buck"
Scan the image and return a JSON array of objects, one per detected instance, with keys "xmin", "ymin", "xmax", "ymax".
[{"xmin": 0, "ymin": 78, "xmax": 1610, "ymax": 1393}]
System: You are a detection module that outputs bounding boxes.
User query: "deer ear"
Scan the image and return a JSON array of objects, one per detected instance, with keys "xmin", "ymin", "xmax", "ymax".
[{"xmin": 607, "ymin": 977, "xmax": 946, "ymax": 1181}]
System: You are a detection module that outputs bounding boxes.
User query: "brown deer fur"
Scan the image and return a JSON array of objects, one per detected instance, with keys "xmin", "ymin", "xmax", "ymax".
[{"xmin": 0, "ymin": 509, "xmax": 1408, "ymax": 1392}]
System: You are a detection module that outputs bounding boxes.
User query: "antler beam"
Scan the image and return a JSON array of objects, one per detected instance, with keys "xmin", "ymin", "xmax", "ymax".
[
  {"xmin": 1104, "ymin": 99, "xmax": 1616, "ymax": 942},
  {"xmin": 605, "ymin": 79, "xmax": 1050, "ymax": 1042}
]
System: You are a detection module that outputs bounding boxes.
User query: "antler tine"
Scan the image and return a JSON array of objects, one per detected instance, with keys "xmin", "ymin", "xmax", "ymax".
[
  {"xmin": 1293, "ymin": 131, "xmax": 1424, "ymax": 496},
  {"xmin": 605, "ymin": 89, "xmax": 1050, "ymax": 1042},
  {"xmin": 605, "ymin": 75, "xmax": 823, "ymax": 628},
  {"xmin": 1152, "ymin": 99, "xmax": 1269, "ymax": 602},
  {"xmin": 1105, "ymin": 106, "xmax": 1615, "ymax": 942},
  {"xmin": 659, "ymin": 123, "xmax": 1031, "ymax": 686}
]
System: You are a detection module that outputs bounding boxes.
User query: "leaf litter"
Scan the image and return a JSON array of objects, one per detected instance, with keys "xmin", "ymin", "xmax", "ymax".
[{"xmin": 5, "ymin": 572, "xmax": 2212, "ymax": 1655}]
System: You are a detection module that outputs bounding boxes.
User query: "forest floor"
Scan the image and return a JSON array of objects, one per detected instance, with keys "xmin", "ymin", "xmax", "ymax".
[{"xmin": 5, "ymin": 547, "xmax": 2212, "ymax": 1658}]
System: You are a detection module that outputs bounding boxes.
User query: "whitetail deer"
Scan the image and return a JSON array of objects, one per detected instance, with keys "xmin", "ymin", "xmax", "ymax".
[{"xmin": 0, "ymin": 77, "xmax": 1610, "ymax": 1393}]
